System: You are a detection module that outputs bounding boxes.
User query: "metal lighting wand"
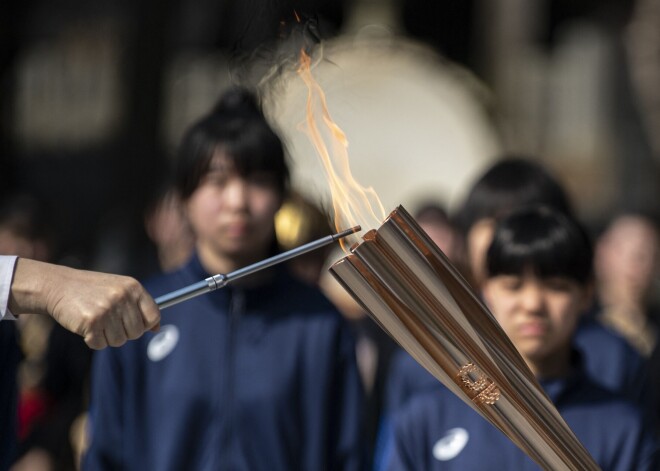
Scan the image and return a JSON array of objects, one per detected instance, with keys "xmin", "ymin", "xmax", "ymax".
[{"xmin": 155, "ymin": 225, "xmax": 361, "ymax": 309}]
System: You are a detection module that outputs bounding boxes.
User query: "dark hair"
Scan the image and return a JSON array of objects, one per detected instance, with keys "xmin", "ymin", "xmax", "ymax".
[
  {"xmin": 487, "ymin": 206, "xmax": 593, "ymax": 285},
  {"xmin": 175, "ymin": 87, "xmax": 289, "ymax": 199},
  {"xmin": 455, "ymin": 157, "xmax": 573, "ymax": 236}
]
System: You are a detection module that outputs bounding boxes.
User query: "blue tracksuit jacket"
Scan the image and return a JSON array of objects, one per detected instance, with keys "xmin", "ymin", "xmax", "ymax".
[
  {"xmin": 84, "ymin": 253, "xmax": 365, "ymax": 471},
  {"xmin": 380, "ymin": 354, "xmax": 659, "ymax": 470}
]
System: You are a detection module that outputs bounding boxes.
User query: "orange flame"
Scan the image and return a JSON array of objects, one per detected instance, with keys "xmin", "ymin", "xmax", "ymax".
[{"xmin": 296, "ymin": 49, "xmax": 386, "ymax": 251}]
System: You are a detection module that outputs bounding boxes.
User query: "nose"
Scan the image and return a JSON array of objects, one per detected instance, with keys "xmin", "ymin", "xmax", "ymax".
[
  {"xmin": 224, "ymin": 178, "xmax": 249, "ymax": 211},
  {"xmin": 520, "ymin": 282, "xmax": 545, "ymax": 314}
]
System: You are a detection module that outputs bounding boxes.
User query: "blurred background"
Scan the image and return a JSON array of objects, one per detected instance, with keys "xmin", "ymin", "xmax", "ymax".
[
  {"xmin": 2, "ymin": 0, "xmax": 659, "ymax": 273},
  {"xmin": 2, "ymin": 0, "xmax": 660, "ymax": 469}
]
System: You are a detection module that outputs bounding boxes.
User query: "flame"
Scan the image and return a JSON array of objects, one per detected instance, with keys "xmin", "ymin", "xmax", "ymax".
[{"xmin": 296, "ymin": 49, "xmax": 386, "ymax": 251}]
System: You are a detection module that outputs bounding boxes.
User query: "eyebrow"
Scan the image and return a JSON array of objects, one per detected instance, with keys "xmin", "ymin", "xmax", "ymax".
[{"xmin": 207, "ymin": 161, "xmax": 232, "ymax": 173}]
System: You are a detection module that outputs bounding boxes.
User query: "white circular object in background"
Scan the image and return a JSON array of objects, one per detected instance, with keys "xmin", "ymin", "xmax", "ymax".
[{"xmin": 265, "ymin": 35, "xmax": 501, "ymax": 228}]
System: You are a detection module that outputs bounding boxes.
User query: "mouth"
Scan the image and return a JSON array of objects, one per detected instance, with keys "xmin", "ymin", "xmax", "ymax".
[
  {"xmin": 517, "ymin": 322, "xmax": 548, "ymax": 337},
  {"xmin": 223, "ymin": 222, "xmax": 251, "ymax": 238}
]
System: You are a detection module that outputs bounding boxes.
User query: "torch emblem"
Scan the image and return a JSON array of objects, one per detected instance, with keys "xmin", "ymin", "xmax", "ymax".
[{"xmin": 457, "ymin": 363, "xmax": 501, "ymax": 405}]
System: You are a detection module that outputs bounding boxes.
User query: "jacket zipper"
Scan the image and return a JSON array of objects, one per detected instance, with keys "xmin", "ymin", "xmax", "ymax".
[{"xmin": 220, "ymin": 288, "xmax": 244, "ymax": 470}]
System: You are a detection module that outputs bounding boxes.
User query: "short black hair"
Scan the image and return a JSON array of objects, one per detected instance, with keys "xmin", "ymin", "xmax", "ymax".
[
  {"xmin": 175, "ymin": 87, "xmax": 289, "ymax": 199},
  {"xmin": 487, "ymin": 206, "xmax": 593, "ymax": 285},
  {"xmin": 455, "ymin": 157, "xmax": 573, "ymax": 236}
]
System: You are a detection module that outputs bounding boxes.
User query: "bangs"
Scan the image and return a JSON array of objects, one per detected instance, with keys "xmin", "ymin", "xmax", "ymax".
[
  {"xmin": 176, "ymin": 106, "xmax": 289, "ymax": 199},
  {"xmin": 487, "ymin": 207, "xmax": 592, "ymax": 284},
  {"xmin": 221, "ymin": 117, "xmax": 288, "ymax": 181}
]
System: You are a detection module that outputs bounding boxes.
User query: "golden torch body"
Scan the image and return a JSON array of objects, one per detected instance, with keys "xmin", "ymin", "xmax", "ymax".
[{"xmin": 330, "ymin": 206, "xmax": 600, "ymax": 470}]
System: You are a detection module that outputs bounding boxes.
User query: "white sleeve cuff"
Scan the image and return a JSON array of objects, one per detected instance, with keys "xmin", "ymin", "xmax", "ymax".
[{"xmin": 0, "ymin": 255, "xmax": 18, "ymax": 321}]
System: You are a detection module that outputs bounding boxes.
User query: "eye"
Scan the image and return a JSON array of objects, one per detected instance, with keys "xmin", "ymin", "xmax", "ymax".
[
  {"xmin": 498, "ymin": 276, "xmax": 523, "ymax": 291},
  {"xmin": 202, "ymin": 172, "xmax": 227, "ymax": 188},
  {"xmin": 543, "ymin": 278, "xmax": 574, "ymax": 292}
]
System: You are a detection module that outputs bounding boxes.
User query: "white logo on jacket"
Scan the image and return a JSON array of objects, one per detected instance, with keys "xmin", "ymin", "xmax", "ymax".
[
  {"xmin": 147, "ymin": 325, "xmax": 180, "ymax": 361},
  {"xmin": 433, "ymin": 428, "xmax": 469, "ymax": 461}
]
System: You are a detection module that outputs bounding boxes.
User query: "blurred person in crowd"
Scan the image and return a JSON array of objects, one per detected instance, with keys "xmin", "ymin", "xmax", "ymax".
[
  {"xmin": 453, "ymin": 157, "xmax": 573, "ymax": 288},
  {"xmin": 283, "ymin": 191, "xmax": 400, "ymax": 468},
  {"xmin": 277, "ymin": 191, "xmax": 392, "ymax": 463},
  {"xmin": 323, "ymin": 266, "xmax": 398, "ymax": 469},
  {"xmin": 144, "ymin": 186, "xmax": 195, "ymax": 273},
  {"xmin": 378, "ymin": 157, "xmax": 652, "ymax": 468},
  {"xmin": 85, "ymin": 87, "xmax": 365, "ymax": 470},
  {"xmin": 414, "ymin": 202, "xmax": 460, "ymax": 262},
  {"xmin": 12, "ymin": 323, "xmax": 94, "ymax": 471},
  {"xmin": 380, "ymin": 207, "xmax": 658, "ymax": 470},
  {"xmin": 0, "ymin": 194, "xmax": 57, "ymax": 471},
  {"xmin": 0, "ymin": 195, "xmax": 161, "ymax": 471},
  {"xmin": 0, "ymin": 195, "xmax": 53, "ymax": 263},
  {"xmin": 594, "ymin": 212, "xmax": 660, "ymax": 356},
  {"xmin": 1, "ymin": 257, "xmax": 161, "ymax": 470},
  {"xmin": 594, "ymin": 212, "xmax": 660, "ymax": 435},
  {"xmin": 450, "ymin": 157, "xmax": 650, "ymax": 408},
  {"xmin": 274, "ymin": 191, "xmax": 333, "ymax": 285}
]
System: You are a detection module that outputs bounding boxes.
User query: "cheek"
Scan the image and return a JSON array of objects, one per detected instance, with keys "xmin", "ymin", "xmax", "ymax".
[
  {"xmin": 250, "ymin": 190, "xmax": 281, "ymax": 221},
  {"xmin": 483, "ymin": 289, "xmax": 515, "ymax": 325},
  {"xmin": 548, "ymin": 298, "xmax": 581, "ymax": 337},
  {"xmin": 491, "ymin": 303, "xmax": 515, "ymax": 328},
  {"xmin": 186, "ymin": 189, "xmax": 221, "ymax": 229}
]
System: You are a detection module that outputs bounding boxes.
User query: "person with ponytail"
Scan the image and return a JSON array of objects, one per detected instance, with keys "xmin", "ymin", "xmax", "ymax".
[{"xmin": 84, "ymin": 87, "xmax": 365, "ymax": 471}]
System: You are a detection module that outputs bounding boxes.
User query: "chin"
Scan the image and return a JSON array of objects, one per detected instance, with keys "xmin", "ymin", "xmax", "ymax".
[
  {"xmin": 226, "ymin": 246, "xmax": 253, "ymax": 259},
  {"xmin": 518, "ymin": 340, "xmax": 548, "ymax": 359}
]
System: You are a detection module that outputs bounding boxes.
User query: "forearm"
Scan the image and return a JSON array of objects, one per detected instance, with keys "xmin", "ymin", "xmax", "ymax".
[{"xmin": 8, "ymin": 258, "xmax": 61, "ymax": 316}]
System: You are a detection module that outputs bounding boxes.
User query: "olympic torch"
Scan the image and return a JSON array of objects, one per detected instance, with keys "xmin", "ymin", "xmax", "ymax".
[{"xmin": 329, "ymin": 206, "xmax": 600, "ymax": 470}]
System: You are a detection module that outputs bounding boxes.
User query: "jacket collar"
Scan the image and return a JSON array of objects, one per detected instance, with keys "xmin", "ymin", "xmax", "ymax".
[{"xmin": 538, "ymin": 349, "xmax": 584, "ymax": 403}]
